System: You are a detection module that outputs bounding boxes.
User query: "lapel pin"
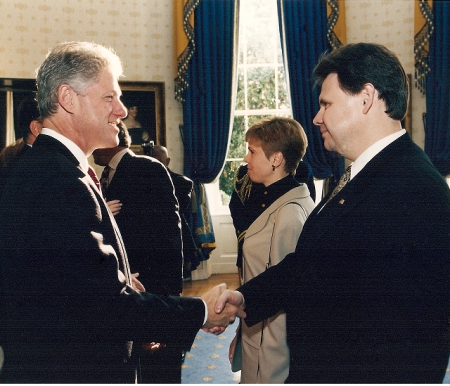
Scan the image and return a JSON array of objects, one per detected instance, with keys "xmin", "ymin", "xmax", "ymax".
[{"xmin": 339, "ymin": 199, "xmax": 345, "ymax": 205}]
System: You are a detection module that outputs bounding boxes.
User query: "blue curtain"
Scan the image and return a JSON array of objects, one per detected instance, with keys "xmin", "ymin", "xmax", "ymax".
[
  {"xmin": 425, "ymin": 0, "xmax": 450, "ymax": 176},
  {"xmin": 179, "ymin": 0, "xmax": 238, "ymax": 262},
  {"xmin": 277, "ymin": 0, "xmax": 344, "ymax": 187},
  {"xmin": 182, "ymin": 0, "xmax": 237, "ymax": 182}
]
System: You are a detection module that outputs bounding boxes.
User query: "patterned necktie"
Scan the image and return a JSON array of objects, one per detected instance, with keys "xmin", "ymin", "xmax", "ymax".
[
  {"xmin": 325, "ymin": 165, "xmax": 352, "ymax": 204},
  {"xmin": 100, "ymin": 165, "xmax": 111, "ymax": 196},
  {"xmin": 87, "ymin": 166, "xmax": 101, "ymax": 191}
]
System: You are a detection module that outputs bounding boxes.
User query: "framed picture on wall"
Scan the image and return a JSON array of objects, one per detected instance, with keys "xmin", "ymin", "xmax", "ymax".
[
  {"xmin": 0, "ymin": 79, "xmax": 166, "ymax": 154},
  {"xmin": 119, "ymin": 81, "xmax": 166, "ymax": 155}
]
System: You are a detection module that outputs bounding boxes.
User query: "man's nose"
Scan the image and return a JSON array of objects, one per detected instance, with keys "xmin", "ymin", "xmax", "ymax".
[
  {"xmin": 115, "ymin": 100, "xmax": 127, "ymax": 119},
  {"xmin": 313, "ymin": 109, "xmax": 323, "ymax": 126}
]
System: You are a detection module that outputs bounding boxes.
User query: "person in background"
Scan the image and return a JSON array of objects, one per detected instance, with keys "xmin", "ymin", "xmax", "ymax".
[
  {"xmin": 228, "ymin": 116, "xmax": 315, "ymax": 383},
  {"xmin": 0, "ymin": 95, "xmax": 42, "ymax": 192},
  {"xmin": 230, "ymin": 159, "xmax": 315, "ymax": 277},
  {"xmin": 0, "ymin": 41, "xmax": 243, "ymax": 383},
  {"xmin": 152, "ymin": 145, "xmax": 200, "ymax": 280},
  {"xmin": 0, "ymin": 95, "xmax": 42, "ymax": 376},
  {"xmin": 93, "ymin": 124, "xmax": 185, "ymax": 383},
  {"xmin": 92, "ymin": 125, "xmax": 183, "ymax": 296},
  {"xmin": 214, "ymin": 42, "xmax": 450, "ymax": 383}
]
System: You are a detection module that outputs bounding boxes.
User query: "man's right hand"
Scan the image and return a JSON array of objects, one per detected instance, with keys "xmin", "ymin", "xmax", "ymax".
[{"xmin": 200, "ymin": 284, "xmax": 246, "ymax": 334}]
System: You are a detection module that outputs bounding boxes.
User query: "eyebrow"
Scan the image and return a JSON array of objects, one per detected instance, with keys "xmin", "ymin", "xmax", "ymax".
[{"xmin": 318, "ymin": 97, "xmax": 330, "ymax": 106}]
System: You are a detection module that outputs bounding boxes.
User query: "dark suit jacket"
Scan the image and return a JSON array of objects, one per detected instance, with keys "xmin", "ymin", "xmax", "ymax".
[
  {"xmin": 167, "ymin": 169, "xmax": 199, "ymax": 274},
  {"xmin": 104, "ymin": 150, "xmax": 183, "ymax": 296},
  {"xmin": 168, "ymin": 169, "xmax": 193, "ymax": 213},
  {"xmin": 239, "ymin": 134, "xmax": 450, "ymax": 383},
  {"xmin": 0, "ymin": 142, "xmax": 30, "ymax": 198},
  {"xmin": 0, "ymin": 135, "xmax": 204, "ymax": 383}
]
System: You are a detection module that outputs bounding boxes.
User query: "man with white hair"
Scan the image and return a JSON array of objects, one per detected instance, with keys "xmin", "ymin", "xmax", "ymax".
[{"xmin": 0, "ymin": 41, "xmax": 243, "ymax": 383}]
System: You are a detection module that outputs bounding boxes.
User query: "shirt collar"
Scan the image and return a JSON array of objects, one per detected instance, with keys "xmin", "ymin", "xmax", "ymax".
[
  {"xmin": 41, "ymin": 128, "xmax": 89, "ymax": 172},
  {"xmin": 108, "ymin": 147, "xmax": 129, "ymax": 169},
  {"xmin": 350, "ymin": 129, "xmax": 406, "ymax": 180}
]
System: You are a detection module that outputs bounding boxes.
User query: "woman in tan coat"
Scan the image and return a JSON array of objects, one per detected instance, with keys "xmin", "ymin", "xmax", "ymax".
[{"xmin": 229, "ymin": 116, "xmax": 315, "ymax": 383}]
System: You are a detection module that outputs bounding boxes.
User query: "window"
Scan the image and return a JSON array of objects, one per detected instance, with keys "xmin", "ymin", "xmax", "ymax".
[{"xmin": 206, "ymin": 0, "xmax": 293, "ymax": 213}]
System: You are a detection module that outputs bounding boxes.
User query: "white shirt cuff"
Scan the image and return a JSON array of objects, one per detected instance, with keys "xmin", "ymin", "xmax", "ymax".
[{"xmin": 202, "ymin": 299, "xmax": 208, "ymax": 326}]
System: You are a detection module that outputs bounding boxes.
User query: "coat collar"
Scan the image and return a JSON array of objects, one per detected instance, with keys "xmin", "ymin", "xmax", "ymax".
[
  {"xmin": 245, "ymin": 184, "xmax": 313, "ymax": 239},
  {"xmin": 303, "ymin": 134, "xmax": 415, "ymax": 245}
]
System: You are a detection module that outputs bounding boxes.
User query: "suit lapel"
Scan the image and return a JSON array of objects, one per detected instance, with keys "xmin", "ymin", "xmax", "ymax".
[
  {"xmin": 99, "ymin": 150, "xmax": 133, "ymax": 284},
  {"xmin": 36, "ymin": 135, "xmax": 133, "ymax": 285},
  {"xmin": 302, "ymin": 135, "xmax": 411, "ymax": 247},
  {"xmin": 104, "ymin": 150, "xmax": 133, "ymax": 196}
]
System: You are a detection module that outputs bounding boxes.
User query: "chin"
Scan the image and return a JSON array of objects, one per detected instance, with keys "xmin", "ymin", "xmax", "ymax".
[{"xmin": 102, "ymin": 137, "xmax": 119, "ymax": 149}]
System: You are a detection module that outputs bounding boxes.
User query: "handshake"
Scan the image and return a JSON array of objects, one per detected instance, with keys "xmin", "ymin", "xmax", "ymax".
[{"xmin": 200, "ymin": 284, "xmax": 246, "ymax": 334}]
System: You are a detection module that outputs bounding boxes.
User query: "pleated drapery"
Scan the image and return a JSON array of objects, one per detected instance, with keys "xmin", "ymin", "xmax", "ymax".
[
  {"xmin": 181, "ymin": 0, "xmax": 238, "ymax": 183},
  {"xmin": 174, "ymin": 0, "xmax": 239, "ymax": 262},
  {"xmin": 277, "ymin": 0, "xmax": 346, "ymax": 194},
  {"xmin": 424, "ymin": 0, "xmax": 450, "ymax": 176},
  {"xmin": 173, "ymin": 0, "xmax": 199, "ymax": 103},
  {"xmin": 414, "ymin": 0, "xmax": 433, "ymax": 94}
]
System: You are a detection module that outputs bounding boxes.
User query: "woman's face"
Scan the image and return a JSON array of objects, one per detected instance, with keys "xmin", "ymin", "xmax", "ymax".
[
  {"xmin": 127, "ymin": 105, "xmax": 138, "ymax": 117},
  {"xmin": 243, "ymin": 138, "xmax": 274, "ymax": 186}
]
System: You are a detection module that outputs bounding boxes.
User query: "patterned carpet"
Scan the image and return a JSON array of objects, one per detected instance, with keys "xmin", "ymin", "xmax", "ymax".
[
  {"xmin": 181, "ymin": 327, "xmax": 450, "ymax": 384},
  {"xmin": 181, "ymin": 320, "xmax": 241, "ymax": 384}
]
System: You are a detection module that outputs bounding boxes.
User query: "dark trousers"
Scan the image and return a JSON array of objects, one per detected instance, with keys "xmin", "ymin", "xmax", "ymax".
[{"xmin": 137, "ymin": 345, "xmax": 183, "ymax": 384}]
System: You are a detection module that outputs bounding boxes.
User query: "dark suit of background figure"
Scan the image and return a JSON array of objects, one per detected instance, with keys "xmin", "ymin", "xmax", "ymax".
[
  {"xmin": 100, "ymin": 148, "xmax": 185, "ymax": 383},
  {"xmin": 0, "ymin": 95, "xmax": 42, "ymax": 195},
  {"xmin": 229, "ymin": 160, "xmax": 315, "ymax": 271},
  {"xmin": 294, "ymin": 160, "xmax": 316, "ymax": 202},
  {"xmin": 149, "ymin": 145, "xmax": 200, "ymax": 280},
  {"xmin": 238, "ymin": 133, "xmax": 450, "ymax": 383},
  {"xmin": 167, "ymin": 169, "xmax": 200, "ymax": 278},
  {"xmin": 0, "ymin": 134, "xmax": 204, "ymax": 383},
  {"xmin": 103, "ymin": 150, "xmax": 183, "ymax": 296}
]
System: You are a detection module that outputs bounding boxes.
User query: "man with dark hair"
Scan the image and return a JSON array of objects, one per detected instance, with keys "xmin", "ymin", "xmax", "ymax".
[
  {"xmin": 93, "ymin": 124, "xmax": 185, "ymax": 383},
  {"xmin": 215, "ymin": 43, "xmax": 450, "ymax": 383},
  {"xmin": 0, "ymin": 95, "xmax": 42, "ymax": 191},
  {"xmin": 93, "ymin": 125, "xmax": 183, "ymax": 297},
  {"xmin": 0, "ymin": 41, "xmax": 243, "ymax": 383}
]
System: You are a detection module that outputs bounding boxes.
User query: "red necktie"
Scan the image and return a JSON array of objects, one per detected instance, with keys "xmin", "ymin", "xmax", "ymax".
[{"xmin": 87, "ymin": 166, "xmax": 101, "ymax": 191}]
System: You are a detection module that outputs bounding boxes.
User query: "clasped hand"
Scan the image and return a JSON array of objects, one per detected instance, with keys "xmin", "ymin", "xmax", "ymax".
[{"xmin": 200, "ymin": 283, "xmax": 246, "ymax": 335}]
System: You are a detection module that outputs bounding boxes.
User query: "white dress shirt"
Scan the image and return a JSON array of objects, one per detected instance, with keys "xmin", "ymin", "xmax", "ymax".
[
  {"xmin": 350, "ymin": 129, "xmax": 406, "ymax": 181},
  {"xmin": 41, "ymin": 128, "xmax": 89, "ymax": 173}
]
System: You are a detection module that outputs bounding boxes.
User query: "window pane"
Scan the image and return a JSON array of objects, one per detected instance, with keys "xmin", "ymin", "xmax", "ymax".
[
  {"xmin": 235, "ymin": 68, "xmax": 246, "ymax": 110},
  {"xmin": 245, "ymin": 22, "xmax": 277, "ymax": 64},
  {"xmin": 211, "ymin": 0, "xmax": 294, "ymax": 212},
  {"xmin": 238, "ymin": 40, "xmax": 244, "ymax": 65},
  {"xmin": 277, "ymin": 40, "xmax": 283, "ymax": 64},
  {"xmin": 228, "ymin": 116, "xmax": 247, "ymax": 159},
  {"xmin": 247, "ymin": 67, "xmax": 276, "ymax": 110},
  {"xmin": 277, "ymin": 66, "xmax": 290, "ymax": 110},
  {"xmin": 248, "ymin": 114, "xmax": 269, "ymax": 127},
  {"xmin": 243, "ymin": 0, "xmax": 274, "ymax": 19},
  {"xmin": 219, "ymin": 160, "xmax": 243, "ymax": 204}
]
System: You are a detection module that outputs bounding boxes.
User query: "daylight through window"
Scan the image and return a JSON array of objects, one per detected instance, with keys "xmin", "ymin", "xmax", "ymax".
[{"xmin": 208, "ymin": 0, "xmax": 293, "ymax": 212}]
